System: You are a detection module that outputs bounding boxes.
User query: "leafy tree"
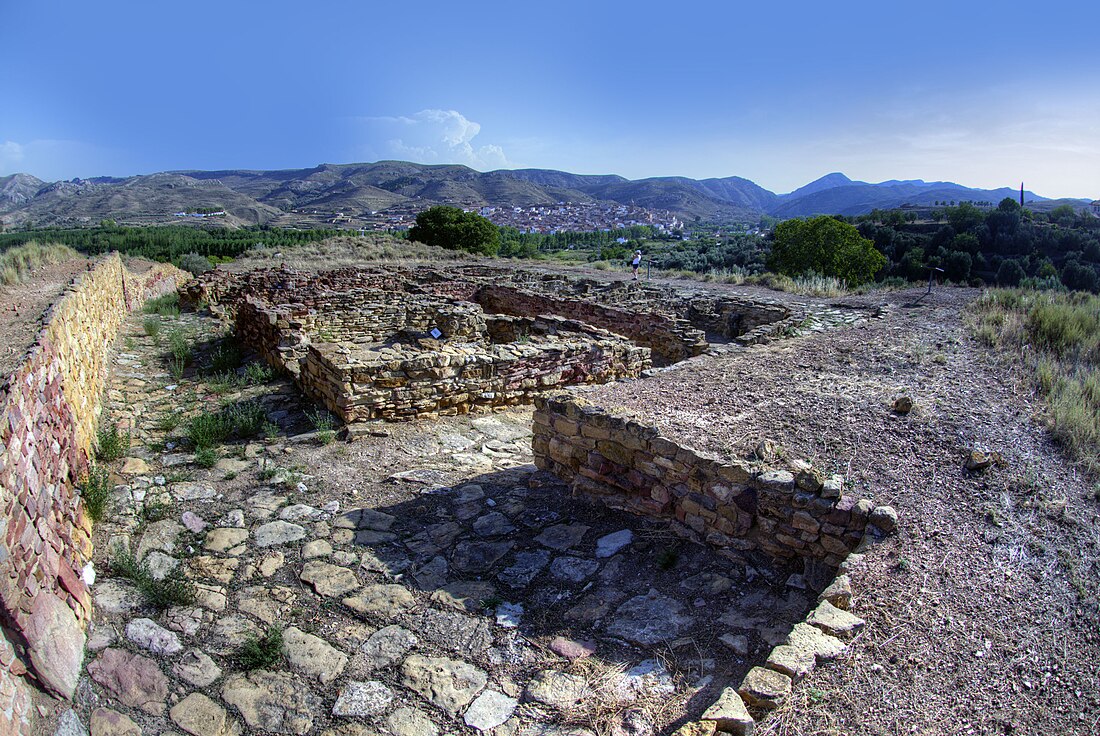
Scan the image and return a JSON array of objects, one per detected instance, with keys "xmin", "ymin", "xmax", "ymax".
[
  {"xmin": 944, "ymin": 250, "xmax": 972, "ymax": 282},
  {"xmin": 179, "ymin": 252, "xmax": 213, "ymax": 276},
  {"xmin": 996, "ymin": 259, "xmax": 1026, "ymax": 287},
  {"xmin": 408, "ymin": 206, "xmax": 500, "ymax": 256},
  {"xmin": 767, "ymin": 216, "xmax": 886, "ymax": 285}
]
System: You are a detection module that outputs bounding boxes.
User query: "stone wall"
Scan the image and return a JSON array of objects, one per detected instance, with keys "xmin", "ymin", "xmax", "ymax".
[
  {"xmin": 532, "ymin": 392, "xmax": 886, "ymax": 567},
  {"xmin": 301, "ymin": 328, "xmax": 650, "ymax": 422},
  {"xmin": 0, "ymin": 254, "xmax": 186, "ymax": 727},
  {"xmin": 475, "ymin": 284, "xmax": 708, "ymax": 362}
]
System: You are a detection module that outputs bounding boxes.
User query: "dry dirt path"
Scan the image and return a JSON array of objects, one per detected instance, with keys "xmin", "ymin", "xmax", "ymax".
[{"xmin": 68, "ymin": 306, "xmax": 818, "ymax": 735}]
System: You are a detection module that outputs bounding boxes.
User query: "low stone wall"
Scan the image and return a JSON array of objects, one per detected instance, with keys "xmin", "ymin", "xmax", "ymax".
[
  {"xmin": 475, "ymin": 284, "xmax": 708, "ymax": 362},
  {"xmin": 236, "ymin": 290, "xmax": 488, "ymax": 377},
  {"xmin": 0, "ymin": 254, "xmax": 186, "ymax": 726},
  {"xmin": 532, "ymin": 392, "xmax": 892, "ymax": 566},
  {"xmin": 301, "ymin": 332, "xmax": 650, "ymax": 422}
]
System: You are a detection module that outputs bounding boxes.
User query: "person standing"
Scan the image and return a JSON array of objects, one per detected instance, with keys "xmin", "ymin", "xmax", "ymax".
[{"xmin": 631, "ymin": 250, "xmax": 642, "ymax": 280}]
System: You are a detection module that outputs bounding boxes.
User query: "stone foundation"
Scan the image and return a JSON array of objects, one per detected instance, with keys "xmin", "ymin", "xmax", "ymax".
[
  {"xmin": 0, "ymin": 254, "xmax": 187, "ymax": 725},
  {"xmin": 301, "ymin": 317, "xmax": 650, "ymax": 422}
]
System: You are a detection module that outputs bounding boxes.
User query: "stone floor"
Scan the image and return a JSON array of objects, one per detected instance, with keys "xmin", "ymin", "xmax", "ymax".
[{"xmin": 69, "ymin": 308, "xmax": 818, "ymax": 736}]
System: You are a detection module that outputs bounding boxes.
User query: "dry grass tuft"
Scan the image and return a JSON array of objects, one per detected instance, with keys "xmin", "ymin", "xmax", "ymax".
[
  {"xmin": 968, "ymin": 288, "xmax": 1100, "ymax": 473},
  {"xmin": 0, "ymin": 241, "xmax": 81, "ymax": 287},
  {"xmin": 228, "ymin": 234, "xmax": 477, "ymax": 271}
]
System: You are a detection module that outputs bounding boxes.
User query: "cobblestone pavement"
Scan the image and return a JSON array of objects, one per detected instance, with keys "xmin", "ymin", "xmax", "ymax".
[{"xmin": 69, "ymin": 308, "xmax": 813, "ymax": 736}]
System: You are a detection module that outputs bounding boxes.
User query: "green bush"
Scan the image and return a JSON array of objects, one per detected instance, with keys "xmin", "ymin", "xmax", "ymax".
[
  {"xmin": 408, "ymin": 206, "xmax": 500, "ymax": 256},
  {"xmin": 208, "ymin": 343, "xmax": 243, "ymax": 374},
  {"xmin": 143, "ymin": 292, "xmax": 180, "ymax": 317},
  {"xmin": 187, "ymin": 400, "xmax": 268, "ymax": 449},
  {"xmin": 109, "ymin": 548, "xmax": 195, "ymax": 610},
  {"xmin": 179, "ymin": 252, "xmax": 213, "ymax": 276},
  {"xmin": 194, "ymin": 447, "xmax": 218, "ymax": 468},
  {"xmin": 96, "ymin": 422, "xmax": 131, "ymax": 462},
  {"xmin": 236, "ymin": 626, "xmax": 284, "ymax": 670},
  {"xmin": 79, "ymin": 465, "xmax": 113, "ymax": 522},
  {"xmin": 767, "ymin": 216, "xmax": 886, "ymax": 286},
  {"xmin": 142, "ymin": 317, "xmax": 162, "ymax": 339},
  {"xmin": 244, "ymin": 362, "xmax": 274, "ymax": 385}
]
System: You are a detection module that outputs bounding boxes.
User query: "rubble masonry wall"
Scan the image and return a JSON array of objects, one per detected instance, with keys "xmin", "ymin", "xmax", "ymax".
[
  {"xmin": 532, "ymin": 392, "xmax": 873, "ymax": 565},
  {"xmin": 0, "ymin": 254, "xmax": 186, "ymax": 728}
]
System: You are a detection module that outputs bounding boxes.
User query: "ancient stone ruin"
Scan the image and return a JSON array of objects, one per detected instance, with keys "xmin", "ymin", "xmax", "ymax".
[{"xmin": 182, "ymin": 264, "xmax": 796, "ymax": 424}]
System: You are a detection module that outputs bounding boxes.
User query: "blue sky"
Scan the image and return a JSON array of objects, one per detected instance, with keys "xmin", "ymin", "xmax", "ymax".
[{"xmin": 1, "ymin": 0, "xmax": 1098, "ymax": 198}]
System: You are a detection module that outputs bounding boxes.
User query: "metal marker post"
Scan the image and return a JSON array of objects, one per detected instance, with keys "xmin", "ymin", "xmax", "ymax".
[{"xmin": 927, "ymin": 267, "xmax": 944, "ymax": 294}]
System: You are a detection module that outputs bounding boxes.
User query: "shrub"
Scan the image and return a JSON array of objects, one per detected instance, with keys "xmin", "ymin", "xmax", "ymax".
[
  {"xmin": 767, "ymin": 216, "xmax": 886, "ymax": 286},
  {"xmin": 109, "ymin": 548, "xmax": 195, "ymax": 610},
  {"xmin": 142, "ymin": 317, "xmax": 162, "ymax": 339},
  {"xmin": 96, "ymin": 422, "xmax": 131, "ymax": 462},
  {"xmin": 244, "ymin": 362, "xmax": 274, "ymax": 385},
  {"xmin": 236, "ymin": 626, "xmax": 284, "ymax": 670},
  {"xmin": 208, "ymin": 343, "xmax": 243, "ymax": 374},
  {"xmin": 187, "ymin": 400, "xmax": 269, "ymax": 449},
  {"xmin": 79, "ymin": 465, "xmax": 113, "ymax": 522},
  {"xmin": 179, "ymin": 252, "xmax": 213, "ymax": 276},
  {"xmin": 143, "ymin": 292, "xmax": 180, "ymax": 316},
  {"xmin": 307, "ymin": 408, "xmax": 337, "ymax": 445},
  {"xmin": 194, "ymin": 447, "xmax": 218, "ymax": 468}
]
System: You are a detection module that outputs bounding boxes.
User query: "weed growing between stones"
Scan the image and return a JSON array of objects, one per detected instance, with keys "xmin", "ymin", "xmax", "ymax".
[
  {"xmin": 96, "ymin": 422, "xmax": 131, "ymax": 462},
  {"xmin": 143, "ymin": 292, "xmax": 180, "ymax": 317},
  {"xmin": 109, "ymin": 548, "xmax": 195, "ymax": 610},
  {"xmin": 307, "ymin": 408, "xmax": 336, "ymax": 445},
  {"xmin": 156, "ymin": 411, "xmax": 183, "ymax": 433},
  {"xmin": 78, "ymin": 464, "xmax": 113, "ymax": 522},
  {"xmin": 187, "ymin": 400, "xmax": 268, "ymax": 450},
  {"xmin": 142, "ymin": 317, "xmax": 161, "ymax": 340},
  {"xmin": 244, "ymin": 361, "xmax": 275, "ymax": 385},
  {"xmin": 194, "ymin": 447, "xmax": 218, "ymax": 468},
  {"xmin": 141, "ymin": 501, "xmax": 171, "ymax": 522},
  {"xmin": 235, "ymin": 626, "xmax": 284, "ymax": 670},
  {"xmin": 656, "ymin": 545, "xmax": 680, "ymax": 570},
  {"xmin": 207, "ymin": 342, "xmax": 243, "ymax": 374}
]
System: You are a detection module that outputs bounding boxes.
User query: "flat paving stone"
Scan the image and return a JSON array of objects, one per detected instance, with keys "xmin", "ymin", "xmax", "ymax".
[
  {"xmin": 605, "ymin": 590, "xmax": 694, "ymax": 645},
  {"xmin": 332, "ymin": 680, "xmax": 393, "ymax": 717},
  {"xmin": 534, "ymin": 523, "xmax": 590, "ymax": 551},
  {"xmin": 400, "ymin": 654, "xmax": 487, "ymax": 716},
  {"xmin": 254, "ymin": 520, "xmax": 307, "ymax": 547}
]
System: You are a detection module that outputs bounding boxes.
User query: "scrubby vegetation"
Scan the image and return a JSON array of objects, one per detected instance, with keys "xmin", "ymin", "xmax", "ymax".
[
  {"xmin": 853, "ymin": 200, "xmax": 1100, "ymax": 292},
  {"xmin": 0, "ymin": 224, "xmax": 336, "ymax": 265},
  {"xmin": 970, "ymin": 289, "xmax": 1100, "ymax": 472},
  {"xmin": 186, "ymin": 400, "xmax": 268, "ymax": 450},
  {"xmin": 0, "ymin": 241, "xmax": 80, "ymax": 286},
  {"xmin": 78, "ymin": 464, "xmax": 113, "ymax": 522},
  {"xmin": 96, "ymin": 421, "xmax": 131, "ymax": 462},
  {"xmin": 109, "ymin": 548, "xmax": 196, "ymax": 610},
  {"xmin": 235, "ymin": 626, "xmax": 284, "ymax": 670}
]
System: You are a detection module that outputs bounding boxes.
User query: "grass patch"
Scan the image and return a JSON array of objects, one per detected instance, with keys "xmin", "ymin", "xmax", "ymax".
[
  {"xmin": 194, "ymin": 447, "xmax": 218, "ymax": 468},
  {"xmin": 187, "ymin": 400, "xmax": 268, "ymax": 450},
  {"xmin": 143, "ymin": 292, "xmax": 180, "ymax": 316},
  {"xmin": 969, "ymin": 289, "xmax": 1100, "ymax": 473},
  {"xmin": 96, "ymin": 422, "xmax": 131, "ymax": 462},
  {"xmin": 78, "ymin": 464, "xmax": 113, "ymax": 522},
  {"xmin": 0, "ymin": 242, "xmax": 80, "ymax": 286},
  {"xmin": 307, "ymin": 408, "xmax": 337, "ymax": 445},
  {"xmin": 235, "ymin": 626, "xmax": 284, "ymax": 670},
  {"xmin": 208, "ymin": 342, "xmax": 243, "ymax": 374},
  {"xmin": 244, "ymin": 361, "xmax": 275, "ymax": 385},
  {"xmin": 142, "ymin": 317, "xmax": 162, "ymax": 339},
  {"xmin": 109, "ymin": 548, "xmax": 195, "ymax": 610},
  {"xmin": 142, "ymin": 500, "xmax": 171, "ymax": 522}
]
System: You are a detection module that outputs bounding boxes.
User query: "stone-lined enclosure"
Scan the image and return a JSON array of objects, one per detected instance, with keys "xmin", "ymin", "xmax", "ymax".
[
  {"xmin": 0, "ymin": 254, "xmax": 186, "ymax": 732},
  {"xmin": 182, "ymin": 264, "xmax": 800, "ymax": 424}
]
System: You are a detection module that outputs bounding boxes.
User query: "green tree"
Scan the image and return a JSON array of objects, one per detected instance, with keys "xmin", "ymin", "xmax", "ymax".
[
  {"xmin": 767, "ymin": 216, "xmax": 886, "ymax": 285},
  {"xmin": 408, "ymin": 206, "xmax": 500, "ymax": 256},
  {"xmin": 996, "ymin": 259, "xmax": 1026, "ymax": 287}
]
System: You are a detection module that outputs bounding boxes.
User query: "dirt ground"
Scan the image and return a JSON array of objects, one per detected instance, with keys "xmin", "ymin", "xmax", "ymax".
[
  {"xmin": 0, "ymin": 258, "xmax": 89, "ymax": 378},
  {"xmin": 583, "ymin": 285, "xmax": 1100, "ymax": 735}
]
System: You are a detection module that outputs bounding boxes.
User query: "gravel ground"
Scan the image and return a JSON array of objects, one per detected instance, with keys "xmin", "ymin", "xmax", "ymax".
[{"xmin": 580, "ymin": 285, "xmax": 1100, "ymax": 735}]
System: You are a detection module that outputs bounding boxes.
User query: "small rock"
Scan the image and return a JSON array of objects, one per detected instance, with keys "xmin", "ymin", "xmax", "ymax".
[
  {"xmin": 818, "ymin": 574, "xmax": 852, "ymax": 610},
  {"xmin": 181, "ymin": 511, "xmax": 208, "ymax": 533},
  {"xmin": 173, "ymin": 648, "xmax": 222, "ymax": 687},
  {"xmin": 400, "ymin": 655, "xmax": 487, "ymax": 715},
  {"xmin": 869, "ymin": 505, "xmax": 898, "ymax": 533},
  {"xmin": 701, "ymin": 686, "xmax": 754, "ymax": 734},
  {"xmin": 595, "ymin": 529, "xmax": 633, "ymax": 558},
  {"xmin": 332, "ymin": 680, "xmax": 394, "ymax": 718},
  {"xmin": 89, "ymin": 708, "xmax": 141, "ymax": 736},
  {"xmin": 550, "ymin": 556, "xmax": 599, "ymax": 583},
  {"xmin": 719, "ymin": 634, "xmax": 749, "ymax": 656},
  {"xmin": 892, "ymin": 396, "xmax": 913, "ymax": 414},
  {"xmin": 344, "ymin": 584, "xmax": 416, "ymax": 621},
  {"xmin": 254, "ymin": 520, "xmax": 307, "ymax": 547},
  {"xmin": 126, "ymin": 618, "xmax": 182, "ymax": 656},
  {"xmin": 385, "ymin": 707, "xmax": 439, "ymax": 736},
  {"xmin": 464, "ymin": 689, "xmax": 517, "ymax": 731},
  {"xmin": 282, "ymin": 626, "xmax": 348, "ymax": 684},
  {"xmin": 300, "ymin": 561, "xmax": 359, "ymax": 598},
  {"xmin": 549, "ymin": 637, "xmax": 597, "ymax": 660},
  {"xmin": 965, "ymin": 449, "xmax": 995, "ymax": 472},
  {"xmin": 170, "ymin": 692, "xmax": 236, "ymax": 736},
  {"xmin": 221, "ymin": 670, "xmax": 322, "ymax": 735},
  {"xmin": 534, "ymin": 523, "xmax": 590, "ymax": 551},
  {"xmin": 738, "ymin": 666, "xmax": 791, "ymax": 711},
  {"xmin": 87, "ymin": 648, "xmax": 169, "ymax": 715},
  {"xmin": 496, "ymin": 602, "xmax": 523, "ymax": 628},
  {"xmin": 806, "ymin": 600, "xmax": 865, "ymax": 637},
  {"xmin": 120, "ymin": 457, "xmax": 152, "ymax": 475},
  {"xmin": 362, "ymin": 625, "xmax": 418, "ymax": 670},
  {"xmin": 524, "ymin": 669, "xmax": 590, "ymax": 710}
]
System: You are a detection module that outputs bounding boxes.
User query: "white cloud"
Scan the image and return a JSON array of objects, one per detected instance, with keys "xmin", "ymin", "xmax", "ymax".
[
  {"xmin": 0, "ymin": 141, "xmax": 26, "ymax": 172},
  {"xmin": 362, "ymin": 109, "xmax": 512, "ymax": 170}
]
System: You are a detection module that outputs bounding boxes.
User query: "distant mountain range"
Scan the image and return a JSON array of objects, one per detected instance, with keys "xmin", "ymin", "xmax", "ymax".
[{"xmin": 0, "ymin": 162, "xmax": 1088, "ymax": 230}]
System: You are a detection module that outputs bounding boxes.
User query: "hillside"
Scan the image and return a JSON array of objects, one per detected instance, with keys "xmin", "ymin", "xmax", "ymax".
[{"xmin": 0, "ymin": 161, "xmax": 1090, "ymax": 229}]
